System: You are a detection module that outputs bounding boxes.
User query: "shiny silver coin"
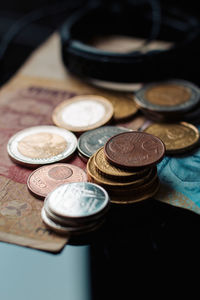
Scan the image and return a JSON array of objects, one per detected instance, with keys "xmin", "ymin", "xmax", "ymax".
[
  {"xmin": 41, "ymin": 207, "xmax": 105, "ymax": 235},
  {"xmin": 77, "ymin": 125, "xmax": 131, "ymax": 160},
  {"xmin": 135, "ymin": 79, "xmax": 200, "ymax": 113},
  {"xmin": 7, "ymin": 125, "xmax": 77, "ymax": 167},
  {"xmin": 46, "ymin": 182, "xmax": 110, "ymax": 220},
  {"xmin": 44, "ymin": 196, "xmax": 109, "ymax": 227}
]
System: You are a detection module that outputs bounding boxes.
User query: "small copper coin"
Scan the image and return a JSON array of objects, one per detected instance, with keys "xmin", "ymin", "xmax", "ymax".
[
  {"xmin": 144, "ymin": 122, "xmax": 200, "ymax": 154},
  {"xmin": 27, "ymin": 163, "xmax": 88, "ymax": 198},
  {"xmin": 52, "ymin": 95, "xmax": 114, "ymax": 133},
  {"xmin": 104, "ymin": 131, "xmax": 165, "ymax": 169}
]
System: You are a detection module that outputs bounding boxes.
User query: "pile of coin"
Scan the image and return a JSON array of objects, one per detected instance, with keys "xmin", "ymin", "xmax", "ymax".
[
  {"xmin": 41, "ymin": 182, "xmax": 110, "ymax": 235},
  {"xmin": 134, "ymin": 79, "xmax": 200, "ymax": 123},
  {"xmin": 87, "ymin": 131, "xmax": 165, "ymax": 204}
]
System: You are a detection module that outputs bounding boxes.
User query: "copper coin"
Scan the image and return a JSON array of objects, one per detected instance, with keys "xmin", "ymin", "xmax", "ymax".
[
  {"xmin": 104, "ymin": 131, "xmax": 165, "ymax": 169},
  {"xmin": 27, "ymin": 163, "xmax": 87, "ymax": 198}
]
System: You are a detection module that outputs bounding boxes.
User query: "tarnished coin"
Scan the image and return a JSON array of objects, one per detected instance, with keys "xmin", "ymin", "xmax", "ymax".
[
  {"xmin": 144, "ymin": 122, "xmax": 200, "ymax": 154},
  {"xmin": 135, "ymin": 80, "xmax": 200, "ymax": 113},
  {"xmin": 7, "ymin": 125, "xmax": 77, "ymax": 167},
  {"xmin": 87, "ymin": 154, "xmax": 156, "ymax": 189},
  {"xmin": 52, "ymin": 95, "xmax": 114, "ymax": 133},
  {"xmin": 93, "ymin": 147, "xmax": 150, "ymax": 181},
  {"xmin": 104, "ymin": 131, "xmax": 165, "ymax": 169},
  {"xmin": 78, "ymin": 125, "xmax": 131, "ymax": 160},
  {"xmin": 46, "ymin": 182, "xmax": 109, "ymax": 221},
  {"xmin": 27, "ymin": 163, "xmax": 87, "ymax": 198}
]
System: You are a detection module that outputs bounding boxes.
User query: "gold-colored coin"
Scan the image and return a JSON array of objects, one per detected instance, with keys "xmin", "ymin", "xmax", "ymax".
[
  {"xmin": 144, "ymin": 122, "xmax": 200, "ymax": 154},
  {"xmin": 110, "ymin": 179, "xmax": 160, "ymax": 204},
  {"xmin": 87, "ymin": 154, "xmax": 155, "ymax": 189},
  {"xmin": 94, "ymin": 147, "xmax": 150, "ymax": 180},
  {"xmin": 52, "ymin": 95, "xmax": 114, "ymax": 133},
  {"xmin": 101, "ymin": 92, "xmax": 138, "ymax": 121}
]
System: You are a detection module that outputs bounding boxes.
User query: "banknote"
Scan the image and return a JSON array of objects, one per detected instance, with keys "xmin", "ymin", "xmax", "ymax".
[{"xmin": 0, "ymin": 75, "xmax": 145, "ymax": 252}]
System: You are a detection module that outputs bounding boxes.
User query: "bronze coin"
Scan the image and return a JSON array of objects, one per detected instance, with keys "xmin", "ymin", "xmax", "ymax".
[
  {"xmin": 27, "ymin": 163, "xmax": 87, "ymax": 198},
  {"xmin": 104, "ymin": 131, "xmax": 165, "ymax": 169}
]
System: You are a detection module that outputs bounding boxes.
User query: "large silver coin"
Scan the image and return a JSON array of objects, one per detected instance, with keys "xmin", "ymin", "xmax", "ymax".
[
  {"xmin": 46, "ymin": 182, "xmax": 109, "ymax": 220},
  {"xmin": 135, "ymin": 79, "xmax": 200, "ymax": 113},
  {"xmin": 7, "ymin": 125, "xmax": 77, "ymax": 167},
  {"xmin": 77, "ymin": 125, "xmax": 131, "ymax": 160}
]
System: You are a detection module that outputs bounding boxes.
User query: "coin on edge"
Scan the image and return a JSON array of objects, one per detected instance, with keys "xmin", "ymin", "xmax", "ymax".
[
  {"xmin": 46, "ymin": 182, "xmax": 110, "ymax": 221},
  {"xmin": 27, "ymin": 163, "xmax": 88, "ymax": 198},
  {"xmin": 52, "ymin": 95, "xmax": 114, "ymax": 133},
  {"xmin": 7, "ymin": 125, "xmax": 78, "ymax": 167},
  {"xmin": 135, "ymin": 79, "xmax": 200, "ymax": 114},
  {"xmin": 77, "ymin": 125, "xmax": 131, "ymax": 160},
  {"xmin": 144, "ymin": 122, "xmax": 200, "ymax": 154},
  {"xmin": 104, "ymin": 131, "xmax": 165, "ymax": 169}
]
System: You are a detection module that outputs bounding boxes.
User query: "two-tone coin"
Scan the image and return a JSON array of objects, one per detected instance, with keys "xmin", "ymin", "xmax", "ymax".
[
  {"xmin": 52, "ymin": 95, "xmax": 114, "ymax": 133},
  {"xmin": 41, "ymin": 182, "xmax": 110, "ymax": 235},
  {"xmin": 135, "ymin": 79, "xmax": 200, "ymax": 114},
  {"xmin": 77, "ymin": 125, "xmax": 131, "ymax": 161},
  {"xmin": 7, "ymin": 125, "xmax": 77, "ymax": 167},
  {"xmin": 104, "ymin": 131, "xmax": 165, "ymax": 170},
  {"xmin": 27, "ymin": 163, "xmax": 88, "ymax": 198},
  {"xmin": 144, "ymin": 122, "xmax": 200, "ymax": 154}
]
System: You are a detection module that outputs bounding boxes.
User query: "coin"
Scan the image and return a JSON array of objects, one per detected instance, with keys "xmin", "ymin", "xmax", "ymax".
[
  {"xmin": 104, "ymin": 131, "xmax": 165, "ymax": 169},
  {"xmin": 77, "ymin": 125, "xmax": 131, "ymax": 160},
  {"xmin": 52, "ymin": 95, "xmax": 114, "ymax": 133},
  {"xmin": 135, "ymin": 79, "xmax": 200, "ymax": 113},
  {"xmin": 46, "ymin": 182, "xmax": 110, "ymax": 221},
  {"xmin": 94, "ymin": 147, "xmax": 150, "ymax": 180},
  {"xmin": 144, "ymin": 122, "xmax": 200, "ymax": 154},
  {"xmin": 7, "ymin": 125, "xmax": 77, "ymax": 167},
  {"xmin": 41, "ymin": 207, "xmax": 105, "ymax": 235},
  {"xmin": 110, "ymin": 178, "xmax": 160, "ymax": 204},
  {"xmin": 27, "ymin": 163, "xmax": 88, "ymax": 198},
  {"xmin": 87, "ymin": 154, "xmax": 156, "ymax": 189}
]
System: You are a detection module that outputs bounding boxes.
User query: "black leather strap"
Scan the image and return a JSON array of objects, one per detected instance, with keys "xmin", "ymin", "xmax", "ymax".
[{"xmin": 60, "ymin": 1, "xmax": 200, "ymax": 83}]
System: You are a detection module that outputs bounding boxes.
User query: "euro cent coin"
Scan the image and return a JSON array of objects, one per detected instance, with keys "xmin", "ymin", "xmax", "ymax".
[
  {"xmin": 144, "ymin": 122, "xmax": 200, "ymax": 154},
  {"xmin": 77, "ymin": 125, "xmax": 131, "ymax": 160},
  {"xmin": 135, "ymin": 79, "xmax": 200, "ymax": 113},
  {"xmin": 7, "ymin": 125, "xmax": 77, "ymax": 167},
  {"xmin": 27, "ymin": 163, "xmax": 87, "ymax": 198},
  {"xmin": 104, "ymin": 131, "xmax": 165, "ymax": 169},
  {"xmin": 46, "ymin": 182, "xmax": 110, "ymax": 220},
  {"xmin": 52, "ymin": 95, "xmax": 114, "ymax": 133}
]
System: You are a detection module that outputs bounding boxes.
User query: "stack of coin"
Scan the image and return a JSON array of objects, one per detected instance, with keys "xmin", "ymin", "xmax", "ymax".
[
  {"xmin": 41, "ymin": 182, "xmax": 110, "ymax": 235},
  {"xmin": 134, "ymin": 79, "xmax": 200, "ymax": 123},
  {"xmin": 52, "ymin": 95, "xmax": 114, "ymax": 134},
  {"xmin": 144, "ymin": 122, "xmax": 200, "ymax": 155},
  {"xmin": 87, "ymin": 131, "xmax": 165, "ymax": 204},
  {"xmin": 77, "ymin": 125, "xmax": 131, "ymax": 162}
]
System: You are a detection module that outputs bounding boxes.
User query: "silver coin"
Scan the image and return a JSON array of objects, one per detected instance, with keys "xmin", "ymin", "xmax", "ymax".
[
  {"xmin": 41, "ymin": 207, "xmax": 105, "ymax": 235},
  {"xmin": 77, "ymin": 125, "xmax": 131, "ymax": 159},
  {"xmin": 135, "ymin": 79, "xmax": 200, "ymax": 113},
  {"xmin": 44, "ymin": 196, "xmax": 109, "ymax": 226},
  {"xmin": 7, "ymin": 125, "xmax": 77, "ymax": 167},
  {"xmin": 46, "ymin": 182, "xmax": 110, "ymax": 220}
]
